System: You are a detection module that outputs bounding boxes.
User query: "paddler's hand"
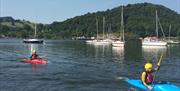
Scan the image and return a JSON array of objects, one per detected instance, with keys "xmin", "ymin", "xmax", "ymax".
[
  {"xmin": 147, "ymin": 86, "xmax": 153, "ymax": 90},
  {"xmin": 156, "ymin": 63, "xmax": 160, "ymax": 71},
  {"xmin": 157, "ymin": 62, "xmax": 160, "ymax": 66}
]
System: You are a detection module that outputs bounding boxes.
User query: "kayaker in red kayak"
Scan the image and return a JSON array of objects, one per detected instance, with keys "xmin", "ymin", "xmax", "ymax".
[
  {"xmin": 141, "ymin": 62, "xmax": 160, "ymax": 90},
  {"xmin": 30, "ymin": 49, "xmax": 39, "ymax": 60}
]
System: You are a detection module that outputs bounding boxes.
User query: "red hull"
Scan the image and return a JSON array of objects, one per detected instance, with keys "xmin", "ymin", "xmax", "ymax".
[{"xmin": 22, "ymin": 58, "xmax": 47, "ymax": 64}]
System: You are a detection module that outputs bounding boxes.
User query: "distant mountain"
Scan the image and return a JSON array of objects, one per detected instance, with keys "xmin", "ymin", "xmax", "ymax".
[
  {"xmin": 0, "ymin": 16, "xmax": 46, "ymax": 38},
  {"xmin": 0, "ymin": 16, "xmax": 15, "ymax": 22},
  {"xmin": 0, "ymin": 3, "xmax": 180, "ymax": 39},
  {"xmin": 49, "ymin": 3, "xmax": 180, "ymax": 39}
]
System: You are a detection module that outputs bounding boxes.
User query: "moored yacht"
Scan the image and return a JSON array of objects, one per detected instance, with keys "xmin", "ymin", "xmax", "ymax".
[
  {"xmin": 112, "ymin": 6, "xmax": 125, "ymax": 47},
  {"xmin": 86, "ymin": 17, "xmax": 111, "ymax": 45},
  {"xmin": 142, "ymin": 37, "xmax": 167, "ymax": 46},
  {"xmin": 142, "ymin": 10, "xmax": 167, "ymax": 46},
  {"xmin": 23, "ymin": 39, "xmax": 43, "ymax": 43},
  {"xmin": 23, "ymin": 23, "xmax": 44, "ymax": 44}
]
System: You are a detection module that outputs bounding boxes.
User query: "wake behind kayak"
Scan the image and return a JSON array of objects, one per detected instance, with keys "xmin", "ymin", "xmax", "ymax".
[
  {"xmin": 22, "ymin": 58, "xmax": 47, "ymax": 64},
  {"xmin": 125, "ymin": 79, "xmax": 180, "ymax": 91}
]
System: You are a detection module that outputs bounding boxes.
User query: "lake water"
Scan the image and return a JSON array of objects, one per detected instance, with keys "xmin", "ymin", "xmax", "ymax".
[{"xmin": 0, "ymin": 39, "xmax": 179, "ymax": 91}]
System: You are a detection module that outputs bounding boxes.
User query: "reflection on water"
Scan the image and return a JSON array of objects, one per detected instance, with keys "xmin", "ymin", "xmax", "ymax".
[
  {"xmin": 142, "ymin": 46, "xmax": 167, "ymax": 63},
  {"xmin": 86, "ymin": 44, "xmax": 112, "ymax": 60},
  {"xmin": 29, "ymin": 44, "xmax": 37, "ymax": 54},
  {"xmin": 112, "ymin": 47, "xmax": 124, "ymax": 63},
  {"xmin": 31, "ymin": 64, "xmax": 47, "ymax": 73},
  {"xmin": 93, "ymin": 45, "xmax": 111, "ymax": 58}
]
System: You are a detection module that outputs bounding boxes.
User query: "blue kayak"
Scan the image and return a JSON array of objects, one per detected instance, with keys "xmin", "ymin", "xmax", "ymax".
[{"xmin": 125, "ymin": 79, "xmax": 180, "ymax": 91}]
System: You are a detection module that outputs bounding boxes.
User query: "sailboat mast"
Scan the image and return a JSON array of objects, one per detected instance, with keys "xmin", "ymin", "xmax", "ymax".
[
  {"xmin": 169, "ymin": 24, "xmax": 171, "ymax": 41},
  {"xmin": 121, "ymin": 6, "xmax": 124, "ymax": 41},
  {"xmin": 103, "ymin": 16, "xmax": 105, "ymax": 39},
  {"xmin": 108, "ymin": 24, "xmax": 111, "ymax": 38},
  {"xmin": 96, "ymin": 18, "xmax": 99, "ymax": 40},
  {"xmin": 34, "ymin": 23, "xmax": 37, "ymax": 38},
  {"xmin": 156, "ymin": 10, "xmax": 158, "ymax": 38}
]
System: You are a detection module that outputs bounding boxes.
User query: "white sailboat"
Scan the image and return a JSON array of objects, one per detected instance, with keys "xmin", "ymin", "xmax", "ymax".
[
  {"xmin": 23, "ymin": 23, "xmax": 44, "ymax": 44},
  {"xmin": 142, "ymin": 10, "xmax": 167, "ymax": 46},
  {"xmin": 112, "ymin": 6, "xmax": 125, "ymax": 47},
  {"xmin": 166, "ymin": 25, "xmax": 180, "ymax": 44},
  {"xmin": 86, "ymin": 18, "xmax": 99, "ymax": 44},
  {"xmin": 86, "ymin": 17, "xmax": 111, "ymax": 45}
]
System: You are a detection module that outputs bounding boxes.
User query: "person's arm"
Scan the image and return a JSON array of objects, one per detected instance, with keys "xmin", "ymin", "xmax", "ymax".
[
  {"xmin": 141, "ymin": 72, "xmax": 148, "ymax": 86},
  {"xmin": 141, "ymin": 72, "xmax": 153, "ymax": 90}
]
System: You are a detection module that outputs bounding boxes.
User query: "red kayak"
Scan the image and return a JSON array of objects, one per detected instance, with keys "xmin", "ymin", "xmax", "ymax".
[{"xmin": 22, "ymin": 58, "xmax": 47, "ymax": 64}]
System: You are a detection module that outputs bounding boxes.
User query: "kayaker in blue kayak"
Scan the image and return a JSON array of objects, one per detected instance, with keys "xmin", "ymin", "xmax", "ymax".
[
  {"xmin": 30, "ymin": 49, "xmax": 39, "ymax": 59},
  {"xmin": 141, "ymin": 62, "xmax": 160, "ymax": 90}
]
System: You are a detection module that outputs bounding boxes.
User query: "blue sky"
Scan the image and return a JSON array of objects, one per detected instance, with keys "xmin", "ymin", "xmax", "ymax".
[{"xmin": 0, "ymin": 0, "xmax": 179, "ymax": 24}]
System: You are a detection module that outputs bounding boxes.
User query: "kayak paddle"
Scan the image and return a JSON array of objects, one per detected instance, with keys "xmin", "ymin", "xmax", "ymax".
[
  {"xmin": 157, "ymin": 53, "xmax": 164, "ymax": 66},
  {"xmin": 152, "ymin": 53, "xmax": 164, "ymax": 89}
]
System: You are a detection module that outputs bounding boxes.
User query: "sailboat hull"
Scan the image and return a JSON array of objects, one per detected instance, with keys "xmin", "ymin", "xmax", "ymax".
[
  {"xmin": 112, "ymin": 41, "xmax": 124, "ymax": 47},
  {"xmin": 23, "ymin": 39, "xmax": 44, "ymax": 44},
  {"xmin": 142, "ymin": 41, "xmax": 167, "ymax": 46},
  {"xmin": 167, "ymin": 40, "xmax": 180, "ymax": 44},
  {"xmin": 86, "ymin": 39, "xmax": 111, "ymax": 45}
]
